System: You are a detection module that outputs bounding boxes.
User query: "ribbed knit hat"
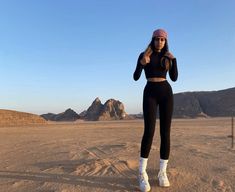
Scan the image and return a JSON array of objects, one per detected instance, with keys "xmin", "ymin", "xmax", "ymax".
[{"xmin": 152, "ymin": 29, "xmax": 168, "ymax": 39}]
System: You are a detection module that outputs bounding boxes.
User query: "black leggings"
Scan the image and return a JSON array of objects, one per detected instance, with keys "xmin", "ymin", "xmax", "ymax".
[{"xmin": 140, "ymin": 81, "xmax": 173, "ymax": 159}]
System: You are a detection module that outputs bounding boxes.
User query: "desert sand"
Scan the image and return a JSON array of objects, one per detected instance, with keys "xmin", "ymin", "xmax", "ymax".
[{"xmin": 0, "ymin": 118, "xmax": 234, "ymax": 192}]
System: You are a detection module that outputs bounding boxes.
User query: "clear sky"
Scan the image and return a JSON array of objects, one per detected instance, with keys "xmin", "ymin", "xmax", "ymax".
[{"xmin": 1, "ymin": 0, "xmax": 235, "ymax": 115}]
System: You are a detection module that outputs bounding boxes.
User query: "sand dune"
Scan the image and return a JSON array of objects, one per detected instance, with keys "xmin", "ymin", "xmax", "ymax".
[
  {"xmin": 0, "ymin": 118, "xmax": 234, "ymax": 191},
  {"xmin": 0, "ymin": 109, "xmax": 47, "ymax": 126}
]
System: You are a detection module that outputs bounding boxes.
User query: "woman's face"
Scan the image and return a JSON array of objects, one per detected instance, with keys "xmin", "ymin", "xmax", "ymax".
[{"xmin": 154, "ymin": 37, "xmax": 166, "ymax": 51}]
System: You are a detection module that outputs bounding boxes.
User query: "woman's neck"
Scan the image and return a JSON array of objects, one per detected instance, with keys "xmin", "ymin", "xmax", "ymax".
[{"xmin": 153, "ymin": 49, "xmax": 163, "ymax": 54}]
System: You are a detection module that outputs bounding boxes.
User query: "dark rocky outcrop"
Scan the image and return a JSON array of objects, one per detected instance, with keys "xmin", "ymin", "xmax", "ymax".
[
  {"xmin": 84, "ymin": 97, "xmax": 104, "ymax": 121},
  {"xmin": 41, "ymin": 108, "xmax": 80, "ymax": 121}
]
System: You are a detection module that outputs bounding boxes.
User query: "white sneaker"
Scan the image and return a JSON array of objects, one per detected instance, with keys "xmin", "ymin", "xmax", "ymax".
[
  {"xmin": 158, "ymin": 170, "xmax": 170, "ymax": 187},
  {"xmin": 139, "ymin": 171, "xmax": 151, "ymax": 192}
]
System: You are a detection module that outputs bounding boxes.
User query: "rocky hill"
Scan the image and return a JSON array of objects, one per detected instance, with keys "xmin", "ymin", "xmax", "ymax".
[
  {"xmin": 131, "ymin": 87, "xmax": 235, "ymax": 118},
  {"xmin": 0, "ymin": 109, "xmax": 47, "ymax": 126},
  {"xmin": 41, "ymin": 108, "xmax": 80, "ymax": 121},
  {"xmin": 84, "ymin": 97, "xmax": 128, "ymax": 120},
  {"xmin": 174, "ymin": 87, "xmax": 235, "ymax": 118}
]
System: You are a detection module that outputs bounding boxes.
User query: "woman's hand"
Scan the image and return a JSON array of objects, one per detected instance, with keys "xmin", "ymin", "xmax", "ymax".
[
  {"xmin": 161, "ymin": 51, "xmax": 176, "ymax": 70},
  {"xmin": 140, "ymin": 46, "xmax": 152, "ymax": 66}
]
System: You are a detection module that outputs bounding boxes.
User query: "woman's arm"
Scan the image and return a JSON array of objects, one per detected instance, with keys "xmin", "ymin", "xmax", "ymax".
[
  {"xmin": 133, "ymin": 52, "xmax": 144, "ymax": 81},
  {"xmin": 169, "ymin": 58, "xmax": 178, "ymax": 82}
]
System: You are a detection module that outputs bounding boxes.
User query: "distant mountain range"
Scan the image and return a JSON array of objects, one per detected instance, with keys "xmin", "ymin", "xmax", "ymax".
[
  {"xmin": 41, "ymin": 87, "xmax": 235, "ymax": 121},
  {"xmin": 41, "ymin": 97, "xmax": 129, "ymax": 121},
  {"xmin": 1, "ymin": 87, "xmax": 234, "ymax": 126}
]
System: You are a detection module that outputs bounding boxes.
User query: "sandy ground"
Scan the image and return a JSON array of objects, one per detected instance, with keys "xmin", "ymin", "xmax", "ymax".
[{"xmin": 0, "ymin": 118, "xmax": 234, "ymax": 192}]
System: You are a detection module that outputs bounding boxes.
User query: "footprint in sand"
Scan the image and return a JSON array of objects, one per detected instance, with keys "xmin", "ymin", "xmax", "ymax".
[
  {"xmin": 90, "ymin": 143, "xmax": 127, "ymax": 155},
  {"xmin": 74, "ymin": 158, "xmax": 137, "ymax": 178},
  {"xmin": 70, "ymin": 143, "xmax": 138, "ymax": 178}
]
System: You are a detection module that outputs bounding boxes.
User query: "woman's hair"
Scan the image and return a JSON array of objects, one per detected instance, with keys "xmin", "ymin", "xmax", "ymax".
[{"xmin": 149, "ymin": 37, "xmax": 169, "ymax": 54}]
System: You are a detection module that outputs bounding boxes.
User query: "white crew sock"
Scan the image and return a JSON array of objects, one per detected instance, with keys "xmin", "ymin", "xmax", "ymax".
[
  {"xmin": 139, "ymin": 157, "xmax": 148, "ymax": 173},
  {"xmin": 159, "ymin": 159, "xmax": 168, "ymax": 172}
]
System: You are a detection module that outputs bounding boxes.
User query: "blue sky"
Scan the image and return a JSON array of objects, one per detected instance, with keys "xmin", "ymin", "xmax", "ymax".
[{"xmin": 1, "ymin": 0, "xmax": 235, "ymax": 115}]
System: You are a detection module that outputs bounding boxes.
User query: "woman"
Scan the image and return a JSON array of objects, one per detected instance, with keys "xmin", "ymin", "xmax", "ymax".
[{"xmin": 133, "ymin": 29, "xmax": 178, "ymax": 192}]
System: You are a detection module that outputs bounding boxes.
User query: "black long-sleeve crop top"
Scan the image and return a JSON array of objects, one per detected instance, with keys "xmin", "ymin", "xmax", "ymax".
[{"xmin": 133, "ymin": 51, "xmax": 178, "ymax": 82}]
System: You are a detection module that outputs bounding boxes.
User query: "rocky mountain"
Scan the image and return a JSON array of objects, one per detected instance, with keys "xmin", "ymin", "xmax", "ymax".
[
  {"xmin": 84, "ymin": 97, "xmax": 128, "ymax": 121},
  {"xmin": 173, "ymin": 87, "xmax": 235, "ymax": 118},
  {"xmin": 174, "ymin": 92, "xmax": 204, "ymax": 118},
  {"xmin": 41, "ymin": 108, "xmax": 80, "ymax": 121},
  {"xmin": 0, "ymin": 109, "xmax": 47, "ymax": 126},
  {"xmin": 98, "ymin": 98, "xmax": 127, "ymax": 120},
  {"xmin": 132, "ymin": 87, "xmax": 235, "ymax": 118},
  {"xmin": 84, "ymin": 98, "xmax": 104, "ymax": 121}
]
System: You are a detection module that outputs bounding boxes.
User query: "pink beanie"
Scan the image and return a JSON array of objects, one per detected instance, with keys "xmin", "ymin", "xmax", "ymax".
[{"xmin": 152, "ymin": 29, "xmax": 168, "ymax": 39}]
